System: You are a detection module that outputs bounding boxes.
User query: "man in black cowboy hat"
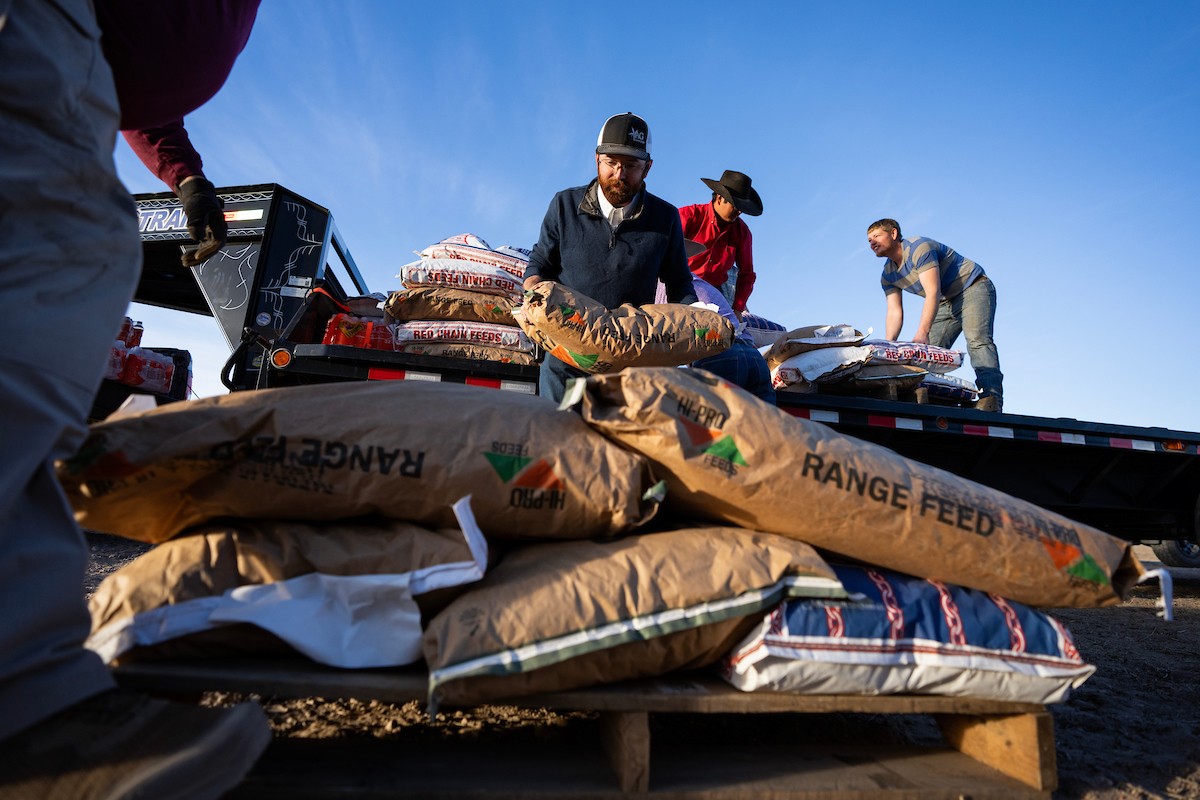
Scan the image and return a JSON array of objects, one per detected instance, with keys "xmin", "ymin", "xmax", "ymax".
[
  {"xmin": 679, "ymin": 170, "xmax": 763, "ymax": 319},
  {"xmin": 524, "ymin": 111, "xmax": 696, "ymax": 402}
]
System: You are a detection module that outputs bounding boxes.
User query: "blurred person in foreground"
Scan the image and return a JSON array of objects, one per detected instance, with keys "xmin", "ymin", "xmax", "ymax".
[
  {"xmin": 867, "ymin": 218, "xmax": 1004, "ymax": 412},
  {"xmin": 678, "ymin": 169, "xmax": 763, "ymax": 315},
  {"xmin": 523, "ymin": 111, "xmax": 697, "ymax": 403},
  {"xmin": 0, "ymin": 2, "xmax": 268, "ymax": 797}
]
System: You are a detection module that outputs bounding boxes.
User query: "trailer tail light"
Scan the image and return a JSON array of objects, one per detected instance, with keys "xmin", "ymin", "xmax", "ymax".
[
  {"xmin": 270, "ymin": 349, "xmax": 292, "ymax": 369},
  {"xmin": 1163, "ymin": 440, "xmax": 1186, "ymax": 452},
  {"xmin": 365, "ymin": 367, "xmax": 441, "ymax": 382},
  {"xmin": 465, "ymin": 376, "xmax": 538, "ymax": 394}
]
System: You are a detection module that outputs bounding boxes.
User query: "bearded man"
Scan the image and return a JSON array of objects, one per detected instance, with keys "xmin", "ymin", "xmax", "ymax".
[{"xmin": 524, "ymin": 112, "xmax": 696, "ymax": 402}]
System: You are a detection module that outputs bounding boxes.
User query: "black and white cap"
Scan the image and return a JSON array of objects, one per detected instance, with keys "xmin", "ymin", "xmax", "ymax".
[{"xmin": 596, "ymin": 112, "xmax": 651, "ymax": 161}]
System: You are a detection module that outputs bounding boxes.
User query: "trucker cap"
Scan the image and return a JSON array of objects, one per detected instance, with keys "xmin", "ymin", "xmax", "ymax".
[{"xmin": 596, "ymin": 112, "xmax": 651, "ymax": 161}]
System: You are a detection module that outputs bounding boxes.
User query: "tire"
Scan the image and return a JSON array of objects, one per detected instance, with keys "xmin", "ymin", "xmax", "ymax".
[{"xmin": 1151, "ymin": 539, "xmax": 1200, "ymax": 569}]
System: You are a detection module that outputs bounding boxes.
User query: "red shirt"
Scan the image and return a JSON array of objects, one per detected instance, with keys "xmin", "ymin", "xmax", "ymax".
[
  {"xmin": 678, "ymin": 202, "xmax": 756, "ymax": 312},
  {"xmin": 97, "ymin": 0, "xmax": 260, "ymax": 189}
]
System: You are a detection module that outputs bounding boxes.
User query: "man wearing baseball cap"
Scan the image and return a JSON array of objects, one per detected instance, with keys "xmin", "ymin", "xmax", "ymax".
[
  {"xmin": 678, "ymin": 170, "xmax": 763, "ymax": 319},
  {"xmin": 524, "ymin": 112, "xmax": 697, "ymax": 402}
]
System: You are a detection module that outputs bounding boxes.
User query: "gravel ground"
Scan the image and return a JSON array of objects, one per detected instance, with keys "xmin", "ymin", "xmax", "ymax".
[{"xmin": 85, "ymin": 533, "xmax": 1200, "ymax": 799}]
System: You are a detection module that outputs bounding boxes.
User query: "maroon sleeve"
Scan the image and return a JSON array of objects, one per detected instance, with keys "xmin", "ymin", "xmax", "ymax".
[
  {"xmin": 98, "ymin": 0, "xmax": 260, "ymax": 190},
  {"xmin": 121, "ymin": 121, "xmax": 205, "ymax": 191}
]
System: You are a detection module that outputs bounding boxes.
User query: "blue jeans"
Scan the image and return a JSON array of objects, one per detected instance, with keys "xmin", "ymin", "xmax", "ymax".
[
  {"xmin": 928, "ymin": 276, "xmax": 1003, "ymax": 399},
  {"xmin": 690, "ymin": 339, "xmax": 776, "ymax": 404},
  {"xmin": 720, "ymin": 265, "xmax": 738, "ymax": 307}
]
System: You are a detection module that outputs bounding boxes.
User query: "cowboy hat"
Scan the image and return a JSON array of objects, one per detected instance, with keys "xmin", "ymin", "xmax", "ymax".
[{"xmin": 701, "ymin": 170, "xmax": 763, "ymax": 216}]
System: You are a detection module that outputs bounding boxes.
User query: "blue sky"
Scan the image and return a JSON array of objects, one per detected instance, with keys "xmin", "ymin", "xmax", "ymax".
[{"xmin": 117, "ymin": 1, "xmax": 1200, "ymax": 433}]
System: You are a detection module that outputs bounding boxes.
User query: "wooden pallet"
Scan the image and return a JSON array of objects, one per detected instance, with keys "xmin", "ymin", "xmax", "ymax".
[
  {"xmin": 811, "ymin": 383, "xmax": 935, "ymax": 405},
  {"xmin": 114, "ymin": 659, "xmax": 1055, "ymax": 798}
]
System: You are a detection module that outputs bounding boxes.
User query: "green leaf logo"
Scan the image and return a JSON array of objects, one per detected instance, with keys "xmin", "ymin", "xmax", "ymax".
[
  {"xmin": 483, "ymin": 451, "xmax": 533, "ymax": 483},
  {"xmin": 1065, "ymin": 553, "xmax": 1111, "ymax": 586},
  {"xmin": 704, "ymin": 436, "xmax": 748, "ymax": 466}
]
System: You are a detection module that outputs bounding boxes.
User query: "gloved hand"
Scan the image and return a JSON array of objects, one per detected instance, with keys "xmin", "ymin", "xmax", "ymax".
[{"xmin": 177, "ymin": 177, "xmax": 227, "ymax": 267}]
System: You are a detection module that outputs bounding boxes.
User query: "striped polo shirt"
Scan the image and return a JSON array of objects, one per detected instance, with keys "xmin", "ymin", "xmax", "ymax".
[{"xmin": 880, "ymin": 237, "xmax": 984, "ymax": 300}]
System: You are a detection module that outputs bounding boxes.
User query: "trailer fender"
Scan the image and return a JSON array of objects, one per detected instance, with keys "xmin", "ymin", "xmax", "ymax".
[{"xmin": 1151, "ymin": 493, "xmax": 1200, "ymax": 569}]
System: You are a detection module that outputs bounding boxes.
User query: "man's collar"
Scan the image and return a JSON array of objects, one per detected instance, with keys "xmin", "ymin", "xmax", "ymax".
[{"xmin": 710, "ymin": 200, "xmax": 730, "ymax": 228}]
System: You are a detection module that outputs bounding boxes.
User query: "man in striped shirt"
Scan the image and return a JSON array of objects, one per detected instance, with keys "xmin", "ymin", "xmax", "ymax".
[{"xmin": 867, "ymin": 219, "xmax": 1003, "ymax": 412}]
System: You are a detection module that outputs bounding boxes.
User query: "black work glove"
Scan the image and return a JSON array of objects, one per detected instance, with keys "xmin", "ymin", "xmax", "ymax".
[{"xmin": 177, "ymin": 177, "xmax": 227, "ymax": 267}]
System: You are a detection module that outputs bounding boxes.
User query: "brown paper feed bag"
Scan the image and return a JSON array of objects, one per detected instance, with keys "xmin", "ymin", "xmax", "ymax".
[
  {"xmin": 59, "ymin": 381, "xmax": 657, "ymax": 544},
  {"xmin": 423, "ymin": 526, "xmax": 845, "ymax": 707},
  {"xmin": 567, "ymin": 367, "xmax": 1143, "ymax": 609},
  {"xmin": 512, "ymin": 281, "xmax": 734, "ymax": 373},
  {"xmin": 384, "ymin": 287, "xmax": 518, "ymax": 326},
  {"xmin": 88, "ymin": 517, "xmax": 479, "ymax": 664}
]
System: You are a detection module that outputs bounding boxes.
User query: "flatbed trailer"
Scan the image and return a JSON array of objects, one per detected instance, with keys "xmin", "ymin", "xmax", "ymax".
[
  {"xmin": 774, "ymin": 392, "xmax": 1200, "ymax": 566},
  {"xmin": 131, "ymin": 183, "xmax": 1200, "ymax": 566}
]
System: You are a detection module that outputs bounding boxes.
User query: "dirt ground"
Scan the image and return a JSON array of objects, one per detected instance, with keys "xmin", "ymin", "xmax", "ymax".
[{"xmin": 85, "ymin": 534, "xmax": 1200, "ymax": 799}]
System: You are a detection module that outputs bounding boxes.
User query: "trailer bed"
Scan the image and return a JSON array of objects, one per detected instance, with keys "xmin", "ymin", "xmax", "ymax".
[{"xmin": 775, "ymin": 391, "xmax": 1200, "ymax": 548}]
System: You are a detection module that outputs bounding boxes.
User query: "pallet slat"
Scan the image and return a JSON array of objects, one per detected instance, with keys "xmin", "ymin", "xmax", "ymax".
[
  {"xmin": 599, "ymin": 711, "xmax": 650, "ymax": 792},
  {"xmin": 113, "ymin": 659, "xmax": 1055, "ymax": 798},
  {"xmin": 936, "ymin": 710, "xmax": 1057, "ymax": 791}
]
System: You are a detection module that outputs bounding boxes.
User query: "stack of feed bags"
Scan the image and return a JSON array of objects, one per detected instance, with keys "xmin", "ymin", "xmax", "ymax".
[
  {"xmin": 72, "ymin": 378, "xmax": 849, "ymax": 700},
  {"xmin": 68, "ymin": 381, "xmax": 653, "ymax": 668},
  {"xmin": 383, "ymin": 234, "xmax": 536, "ymax": 365},
  {"xmin": 765, "ymin": 324, "xmax": 972, "ymax": 398},
  {"xmin": 76, "ymin": 368, "xmax": 1157, "ymax": 711},
  {"xmin": 542, "ymin": 367, "xmax": 1160, "ymax": 705}
]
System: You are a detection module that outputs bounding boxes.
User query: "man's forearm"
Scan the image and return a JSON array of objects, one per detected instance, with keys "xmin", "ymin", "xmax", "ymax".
[
  {"xmin": 913, "ymin": 296, "xmax": 938, "ymax": 342},
  {"xmin": 885, "ymin": 308, "xmax": 903, "ymax": 340},
  {"xmin": 121, "ymin": 121, "xmax": 203, "ymax": 191}
]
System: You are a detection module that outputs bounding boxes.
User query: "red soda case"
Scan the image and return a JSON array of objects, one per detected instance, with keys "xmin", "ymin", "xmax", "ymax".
[
  {"xmin": 158, "ymin": 359, "xmax": 176, "ymax": 395},
  {"xmin": 369, "ymin": 324, "xmax": 397, "ymax": 351},
  {"xmin": 324, "ymin": 314, "xmax": 372, "ymax": 347},
  {"xmin": 321, "ymin": 314, "xmax": 343, "ymax": 345},
  {"xmin": 142, "ymin": 354, "xmax": 173, "ymax": 394},
  {"xmin": 121, "ymin": 347, "xmax": 146, "ymax": 386},
  {"xmin": 105, "ymin": 341, "xmax": 127, "ymax": 381}
]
